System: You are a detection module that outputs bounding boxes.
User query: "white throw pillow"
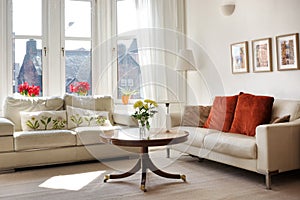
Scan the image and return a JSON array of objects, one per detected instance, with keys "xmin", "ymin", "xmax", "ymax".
[
  {"xmin": 20, "ymin": 110, "xmax": 67, "ymax": 131},
  {"xmin": 66, "ymin": 105, "xmax": 111, "ymax": 129}
]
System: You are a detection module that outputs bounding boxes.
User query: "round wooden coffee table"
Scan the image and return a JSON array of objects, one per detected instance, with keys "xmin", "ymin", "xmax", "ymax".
[{"xmin": 100, "ymin": 128, "xmax": 189, "ymax": 192}]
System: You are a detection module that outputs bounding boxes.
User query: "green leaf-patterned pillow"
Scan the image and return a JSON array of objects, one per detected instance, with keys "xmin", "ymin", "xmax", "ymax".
[
  {"xmin": 20, "ymin": 111, "xmax": 67, "ymax": 131},
  {"xmin": 66, "ymin": 105, "xmax": 111, "ymax": 129}
]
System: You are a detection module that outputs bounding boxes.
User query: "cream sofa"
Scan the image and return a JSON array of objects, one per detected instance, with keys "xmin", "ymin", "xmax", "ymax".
[
  {"xmin": 169, "ymin": 99, "xmax": 300, "ymax": 189},
  {"xmin": 0, "ymin": 94, "xmax": 138, "ymax": 172}
]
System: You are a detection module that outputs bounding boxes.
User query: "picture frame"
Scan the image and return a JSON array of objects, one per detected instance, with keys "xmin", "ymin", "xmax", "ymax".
[
  {"xmin": 231, "ymin": 41, "xmax": 249, "ymax": 74},
  {"xmin": 252, "ymin": 38, "xmax": 272, "ymax": 72},
  {"xmin": 276, "ymin": 33, "xmax": 299, "ymax": 71}
]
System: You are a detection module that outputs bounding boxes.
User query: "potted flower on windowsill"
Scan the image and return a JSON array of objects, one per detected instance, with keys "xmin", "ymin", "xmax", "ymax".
[
  {"xmin": 18, "ymin": 82, "xmax": 40, "ymax": 97},
  {"xmin": 120, "ymin": 87, "xmax": 137, "ymax": 105},
  {"xmin": 70, "ymin": 81, "xmax": 90, "ymax": 96}
]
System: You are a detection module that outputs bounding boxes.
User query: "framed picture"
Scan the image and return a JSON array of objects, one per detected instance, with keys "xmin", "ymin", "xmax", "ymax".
[
  {"xmin": 276, "ymin": 33, "xmax": 299, "ymax": 71},
  {"xmin": 231, "ymin": 41, "xmax": 249, "ymax": 74},
  {"xmin": 252, "ymin": 38, "xmax": 272, "ymax": 72}
]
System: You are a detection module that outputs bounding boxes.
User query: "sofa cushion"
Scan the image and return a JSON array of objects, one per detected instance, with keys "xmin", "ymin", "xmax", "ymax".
[
  {"xmin": 20, "ymin": 110, "xmax": 67, "ymax": 131},
  {"xmin": 172, "ymin": 126, "xmax": 219, "ymax": 148},
  {"xmin": 113, "ymin": 113, "xmax": 138, "ymax": 126},
  {"xmin": 74, "ymin": 126, "xmax": 120, "ymax": 145},
  {"xmin": 64, "ymin": 94, "xmax": 114, "ymax": 124},
  {"xmin": 203, "ymin": 95, "xmax": 238, "ymax": 132},
  {"xmin": 203, "ymin": 132, "xmax": 257, "ymax": 159},
  {"xmin": 66, "ymin": 106, "xmax": 111, "ymax": 129},
  {"xmin": 182, "ymin": 105, "xmax": 211, "ymax": 127},
  {"xmin": 3, "ymin": 96, "xmax": 64, "ymax": 131},
  {"xmin": 14, "ymin": 130, "xmax": 76, "ymax": 151},
  {"xmin": 271, "ymin": 99, "xmax": 300, "ymax": 121},
  {"xmin": 229, "ymin": 93, "xmax": 274, "ymax": 136}
]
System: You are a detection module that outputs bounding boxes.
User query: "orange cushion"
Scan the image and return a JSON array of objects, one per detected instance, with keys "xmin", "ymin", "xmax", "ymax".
[
  {"xmin": 229, "ymin": 93, "xmax": 274, "ymax": 136},
  {"xmin": 203, "ymin": 95, "xmax": 238, "ymax": 132}
]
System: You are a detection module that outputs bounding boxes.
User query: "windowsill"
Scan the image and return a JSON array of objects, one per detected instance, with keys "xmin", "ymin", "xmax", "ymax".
[{"xmin": 114, "ymin": 103, "xmax": 135, "ymax": 114}]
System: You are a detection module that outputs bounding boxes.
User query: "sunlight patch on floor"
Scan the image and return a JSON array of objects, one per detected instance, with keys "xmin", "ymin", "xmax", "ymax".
[{"xmin": 39, "ymin": 170, "xmax": 105, "ymax": 191}]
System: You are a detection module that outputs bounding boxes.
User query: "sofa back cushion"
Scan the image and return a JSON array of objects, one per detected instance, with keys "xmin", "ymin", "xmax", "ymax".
[
  {"xmin": 3, "ymin": 96, "xmax": 64, "ymax": 131},
  {"xmin": 229, "ymin": 93, "xmax": 274, "ymax": 136},
  {"xmin": 64, "ymin": 94, "xmax": 114, "ymax": 124},
  {"xmin": 271, "ymin": 99, "xmax": 300, "ymax": 122},
  {"xmin": 182, "ymin": 105, "xmax": 211, "ymax": 127},
  {"xmin": 203, "ymin": 95, "xmax": 238, "ymax": 132}
]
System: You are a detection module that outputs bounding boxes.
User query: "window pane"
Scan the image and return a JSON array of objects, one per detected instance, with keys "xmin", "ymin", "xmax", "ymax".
[
  {"xmin": 117, "ymin": 38, "xmax": 142, "ymax": 99},
  {"xmin": 12, "ymin": 0, "xmax": 42, "ymax": 36},
  {"xmin": 65, "ymin": 40, "xmax": 92, "ymax": 94},
  {"xmin": 13, "ymin": 39, "xmax": 43, "ymax": 95},
  {"xmin": 65, "ymin": 0, "xmax": 91, "ymax": 38},
  {"xmin": 117, "ymin": 0, "xmax": 137, "ymax": 34}
]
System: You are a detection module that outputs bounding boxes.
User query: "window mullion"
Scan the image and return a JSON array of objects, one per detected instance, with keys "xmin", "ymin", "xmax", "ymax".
[{"xmin": 42, "ymin": 0, "xmax": 48, "ymax": 95}]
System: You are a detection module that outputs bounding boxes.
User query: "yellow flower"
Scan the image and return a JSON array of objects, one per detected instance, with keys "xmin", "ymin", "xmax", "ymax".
[
  {"xmin": 133, "ymin": 100, "xmax": 143, "ymax": 108},
  {"xmin": 144, "ymin": 99, "xmax": 158, "ymax": 107},
  {"xmin": 144, "ymin": 104, "xmax": 149, "ymax": 109}
]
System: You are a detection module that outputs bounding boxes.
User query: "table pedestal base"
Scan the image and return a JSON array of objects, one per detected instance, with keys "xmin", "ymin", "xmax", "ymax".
[{"xmin": 103, "ymin": 147, "xmax": 186, "ymax": 192}]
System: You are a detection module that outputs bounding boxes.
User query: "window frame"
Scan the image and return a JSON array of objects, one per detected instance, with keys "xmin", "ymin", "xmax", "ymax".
[
  {"xmin": 6, "ymin": 0, "xmax": 95, "ymax": 97},
  {"xmin": 61, "ymin": 0, "xmax": 93, "ymax": 95},
  {"xmin": 7, "ymin": 0, "xmax": 47, "ymax": 96},
  {"xmin": 115, "ymin": 0, "xmax": 143, "ymax": 104}
]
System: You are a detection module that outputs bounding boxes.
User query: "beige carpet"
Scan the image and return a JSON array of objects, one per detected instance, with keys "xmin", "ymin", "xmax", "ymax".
[{"xmin": 0, "ymin": 149, "xmax": 299, "ymax": 200}]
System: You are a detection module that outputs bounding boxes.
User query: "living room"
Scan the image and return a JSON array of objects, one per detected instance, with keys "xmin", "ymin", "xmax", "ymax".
[{"xmin": 0, "ymin": 0, "xmax": 300, "ymax": 199}]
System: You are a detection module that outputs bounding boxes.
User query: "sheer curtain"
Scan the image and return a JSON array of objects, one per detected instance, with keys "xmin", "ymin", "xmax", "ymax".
[
  {"xmin": 135, "ymin": 0, "xmax": 185, "ymax": 127},
  {"xmin": 93, "ymin": 0, "xmax": 185, "ymax": 99},
  {"xmin": 135, "ymin": 0, "xmax": 183, "ymax": 101},
  {"xmin": 93, "ymin": 0, "xmax": 114, "ymax": 95}
]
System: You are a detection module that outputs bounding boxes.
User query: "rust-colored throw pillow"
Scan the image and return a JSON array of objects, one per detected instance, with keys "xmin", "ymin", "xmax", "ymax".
[
  {"xmin": 271, "ymin": 115, "xmax": 290, "ymax": 124},
  {"xmin": 203, "ymin": 95, "xmax": 238, "ymax": 132},
  {"xmin": 182, "ymin": 105, "xmax": 211, "ymax": 127},
  {"xmin": 229, "ymin": 93, "xmax": 274, "ymax": 136}
]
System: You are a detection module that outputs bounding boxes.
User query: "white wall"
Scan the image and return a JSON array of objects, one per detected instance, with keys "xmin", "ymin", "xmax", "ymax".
[{"xmin": 185, "ymin": 0, "xmax": 300, "ymax": 104}]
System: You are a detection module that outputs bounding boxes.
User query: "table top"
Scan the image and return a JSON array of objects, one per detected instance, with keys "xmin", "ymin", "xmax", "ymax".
[{"xmin": 99, "ymin": 128, "xmax": 188, "ymax": 147}]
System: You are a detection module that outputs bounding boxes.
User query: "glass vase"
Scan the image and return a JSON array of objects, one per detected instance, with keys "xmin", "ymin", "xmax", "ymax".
[{"xmin": 139, "ymin": 121, "xmax": 149, "ymax": 139}]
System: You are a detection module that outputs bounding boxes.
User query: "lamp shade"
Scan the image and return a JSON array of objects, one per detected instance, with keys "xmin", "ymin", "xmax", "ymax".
[
  {"xmin": 175, "ymin": 49, "xmax": 196, "ymax": 71},
  {"xmin": 220, "ymin": 4, "xmax": 235, "ymax": 16}
]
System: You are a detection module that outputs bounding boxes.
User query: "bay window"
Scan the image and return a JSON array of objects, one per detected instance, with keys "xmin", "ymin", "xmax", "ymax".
[
  {"xmin": 9, "ymin": 0, "xmax": 93, "ymax": 96},
  {"xmin": 11, "ymin": 0, "xmax": 44, "ymax": 95},
  {"xmin": 116, "ymin": 0, "xmax": 142, "ymax": 100},
  {"xmin": 64, "ymin": 0, "xmax": 92, "ymax": 94}
]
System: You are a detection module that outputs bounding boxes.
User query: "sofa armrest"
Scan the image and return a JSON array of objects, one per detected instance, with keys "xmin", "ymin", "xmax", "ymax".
[
  {"xmin": 112, "ymin": 113, "xmax": 138, "ymax": 127},
  {"xmin": 256, "ymin": 118, "xmax": 300, "ymax": 173},
  {"xmin": 169, "ymin": 113, "xmax": 182, "ymax": 127},
  {"xmin": 0, "ymin": 117, "xmax": 15, "ymax": 136}
]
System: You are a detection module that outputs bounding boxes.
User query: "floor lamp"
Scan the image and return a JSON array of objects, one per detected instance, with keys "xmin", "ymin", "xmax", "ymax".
[
  {"xmin": 175, "ymin": 49, "xmax": 196, "ymax": 104},
  {"xmin": 165, "ymin": 49, "xmax": 196, "ymax": 158}
]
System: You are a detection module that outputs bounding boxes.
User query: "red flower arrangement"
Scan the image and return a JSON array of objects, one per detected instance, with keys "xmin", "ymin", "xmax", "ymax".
[
  {"xmin": 18, "ymin": 82, "xmax": 40, "ymax": 97},
  {"xmin": 70, "ymin": 81, "xmax": 90, "ymax": 96}
]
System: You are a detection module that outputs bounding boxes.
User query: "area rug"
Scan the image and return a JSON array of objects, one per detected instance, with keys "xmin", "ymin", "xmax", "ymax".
[{"xmin": 0, "ymin": 149, "xmax": 299, "ymax": 200}]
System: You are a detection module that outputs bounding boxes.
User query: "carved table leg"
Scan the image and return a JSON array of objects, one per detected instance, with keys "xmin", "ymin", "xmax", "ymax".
[
  {"xmin": 104, "ymin": 146, "xmax": 186, "ymax": 192},
  {"xmin": 104, "ymin": 159, "xmax": 141, "ymax": 182},
  {"xmin": 142, "ymin": 147, "xmax": 187, "ymax": 184},
  {"xmin": 141, "ymin": 159, "xmax": 147, "ymax": 192}
]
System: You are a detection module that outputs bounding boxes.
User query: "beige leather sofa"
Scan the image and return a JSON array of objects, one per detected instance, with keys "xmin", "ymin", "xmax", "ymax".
[
  {"xmin": 0, "ymin": 94, "xmax": 138, "ymax": 172},
  {"xmin": 169, "ymin": 99, "xmax": 300, "ymax": 189}
]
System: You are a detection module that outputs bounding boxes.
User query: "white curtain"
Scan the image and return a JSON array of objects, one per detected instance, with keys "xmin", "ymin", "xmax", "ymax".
[
  {"xmin": 92, "ymin": 0, "xmax": 114, "ymax": 96},
  {"xmin": 134, "ymin": 0, "xmax": 185, "ymax": 127},
  {"xmin": 93, "ymin": 0, "xmax": 185, "ymax": 100},
  {"xmin": 135, "ymin": 0, "xmax": 183, "ymax": 101}
]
